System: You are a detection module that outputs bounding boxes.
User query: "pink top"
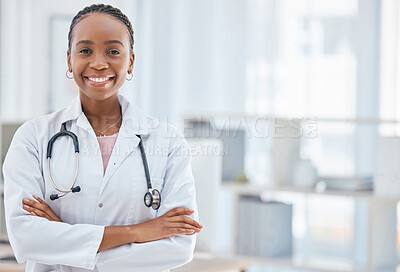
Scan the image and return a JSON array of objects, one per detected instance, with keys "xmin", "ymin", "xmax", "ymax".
[{"xmin": 97, "ymin": 132, "xmax": 119, "ymax": 175}]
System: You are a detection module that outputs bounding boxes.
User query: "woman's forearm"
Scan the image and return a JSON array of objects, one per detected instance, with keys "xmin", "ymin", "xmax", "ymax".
[
  {"xmin": 97, "ymin": 222, "xmax": 165, "ymax": 252},
  {"xmin": 97, "ymin": 225, "xmax": 136, "ymax": 252},
  {"xmin": 97, "ymin": 208, "xmax": 201, "ymax": 252}
]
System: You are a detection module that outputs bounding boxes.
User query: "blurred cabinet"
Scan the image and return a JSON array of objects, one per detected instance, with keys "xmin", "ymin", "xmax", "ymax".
[{"xmin": 222, "ymin": 183, "xmax": 399, "ymax": 272}]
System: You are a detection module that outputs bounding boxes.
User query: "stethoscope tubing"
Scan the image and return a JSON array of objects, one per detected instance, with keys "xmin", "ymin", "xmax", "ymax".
[
  {"xmin": 46, "ymin": 122, "xmax": 81, "ymax": 200},
  {"xmin": 47, "ymin": 152, "xmax": 79, "ymax": 194},
  {"xmin": 137, "ymin": 135, "xmax": 152, "ymax": 190},
  {"xmin": 46, "ymin": 122, "xmax": 161, "ymax": 209}
]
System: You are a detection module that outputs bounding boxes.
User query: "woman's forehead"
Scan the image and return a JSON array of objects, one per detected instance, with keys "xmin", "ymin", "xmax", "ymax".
[{"xmin": 71, "ymin": 13, "xmax": 130, "ymax": 45}]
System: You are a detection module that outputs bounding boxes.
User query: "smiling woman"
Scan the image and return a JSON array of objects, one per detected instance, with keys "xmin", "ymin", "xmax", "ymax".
[
  {"xmin": 67, "ymin": 11, "xmax": 134, "ymax": 129},
  {"xmin": 2, "ymin": 4, "xmax": 201, "ymax": 272}
]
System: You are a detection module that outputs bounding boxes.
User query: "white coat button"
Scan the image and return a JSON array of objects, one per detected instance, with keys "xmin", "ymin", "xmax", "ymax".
[{"xmin": 98, "ymin": 203, "xmax": 103, "ymax": 208}]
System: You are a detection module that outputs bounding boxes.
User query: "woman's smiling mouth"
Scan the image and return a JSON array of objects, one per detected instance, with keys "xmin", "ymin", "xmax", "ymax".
[{"xmin": 84, "ymin": 75, "xmax": 114, "ymax": 87}]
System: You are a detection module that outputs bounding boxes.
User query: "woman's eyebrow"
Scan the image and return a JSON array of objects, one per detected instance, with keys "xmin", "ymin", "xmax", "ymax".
[
  {"xmin": 104, "ymin": 40, "xmax": 124, "ymax": 47},
  {"xmin": 75, "ymin": 40, "xmax": 124, "ymax": 47},
  {"xmin": 76, "ymin": 40, "xmax": 93, "ymax": 46}
]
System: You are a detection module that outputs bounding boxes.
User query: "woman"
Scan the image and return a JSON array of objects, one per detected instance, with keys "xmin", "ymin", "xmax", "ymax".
[{"xmin": 3, "ymin": 4, "xmax": 201, "ymax": 272}]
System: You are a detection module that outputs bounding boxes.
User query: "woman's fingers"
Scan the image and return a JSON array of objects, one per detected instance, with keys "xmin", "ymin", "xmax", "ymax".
[
  {"xmin": 169, "ymin": 222, "xmax": 201, "ymax": 233},
  {"xmin": 22, "ymin": 197, "xmax": 44, "ymax": 212},
  {"xmin": 22, "ymin": 204, "xmax": 52, "ymax": 221},
  {"xmin": 163, "ymin": 208, "xmax": 203, "ymax": 233},
  {"xmin": 31, "ymin": 195, "xmax": 46, "ymax": 204},
  {"xmin": 22, "ymin": 196, "xmax": 62, "ymax": 222},
  {"xmin": 165, "ymin": 207, "xmax": 194, "ymax": 217},
  {"xmin": 169, "ymin": 214, "xmax": 202, "ymax": 229},
  {"xmin": 164, "ymin": 207, "xmax": 202, "ymax": 227},
  {"xmin": 173, "ymin": 228, "xmax": 196, "ymax": 235},
  {"xmin": 31, "ymin": 195, "xmax": 61, "ymax": 221},
  {"xmin": 164, "ymin": 227, "xmax": 196, "ymax": 237},
  {"xmin": 163, "ymin": 208, "xmax": 203, "ymax": 236}
]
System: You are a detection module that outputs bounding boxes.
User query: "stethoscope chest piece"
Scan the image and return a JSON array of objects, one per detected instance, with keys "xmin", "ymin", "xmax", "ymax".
[{"xmin": 144, "ymin": 189, "xmax": 161, "ymax": 210}]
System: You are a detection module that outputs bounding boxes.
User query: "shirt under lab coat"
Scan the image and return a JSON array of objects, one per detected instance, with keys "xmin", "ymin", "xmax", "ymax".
[{"xmin": 2, "ymin": 93, "xmax": 198, "ymax": 272}]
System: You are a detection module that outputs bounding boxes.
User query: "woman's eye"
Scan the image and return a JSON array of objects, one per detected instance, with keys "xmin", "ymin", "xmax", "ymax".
[
  {"xmin": 108, "ymin": 50, "xmax": 120, "ymax": 55},
  {"xmin": 79, "ymin": 49, "xmax": 90, "ymax": 54}
]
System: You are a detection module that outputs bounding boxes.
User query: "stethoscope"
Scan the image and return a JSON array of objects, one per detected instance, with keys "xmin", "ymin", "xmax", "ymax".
[{"xmin": 46, "ymin": 122, "xmax": 161, "ymax": 210}]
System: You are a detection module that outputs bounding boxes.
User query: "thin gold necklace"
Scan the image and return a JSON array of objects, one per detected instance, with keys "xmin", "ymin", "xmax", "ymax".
[{"xmin": 93, "ymin": 115, "xmax": 122, "ymax": 137}]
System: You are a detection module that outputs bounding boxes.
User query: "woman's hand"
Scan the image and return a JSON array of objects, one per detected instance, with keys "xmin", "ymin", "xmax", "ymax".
[
  {"xmin": 132, "ymin": 207, "xmax": 202, "ymax": 243},
  {"xmin": 22, "ymin": 195, "xmax": 63, "ymax": 222}
]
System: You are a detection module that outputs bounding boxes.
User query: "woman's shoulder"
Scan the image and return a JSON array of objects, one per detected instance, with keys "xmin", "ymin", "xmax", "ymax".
[
  {"xmin": 146, "ymin": 117, "xmax": 185, "ymax": 140},
  {"xmin": 15, "ymin": 107, "xmax": 69, "ymax": 139},
  {"xmin": 147, "ymin": 119, "xmax": 189, "ymax": 153},
  {"xmin": 32, "ymin": 108, "xmax": 67, "ymax": 125}
]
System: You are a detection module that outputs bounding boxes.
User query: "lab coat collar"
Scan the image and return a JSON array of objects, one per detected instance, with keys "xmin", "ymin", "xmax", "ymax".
[{"xmin": 61, "ymin": 93, "xmax": 152, "ymax": 136}]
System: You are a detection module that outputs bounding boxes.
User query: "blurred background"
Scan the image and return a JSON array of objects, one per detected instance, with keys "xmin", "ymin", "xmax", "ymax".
[{"xmin": 1, "ymin": 0, "xmax": 400, "ymax": 271}]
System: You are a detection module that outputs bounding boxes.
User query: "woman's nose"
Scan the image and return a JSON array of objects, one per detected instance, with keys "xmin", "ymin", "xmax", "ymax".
[{"xmin": 90, "ymin": 53, "xmax": 108, "ymax": 70}]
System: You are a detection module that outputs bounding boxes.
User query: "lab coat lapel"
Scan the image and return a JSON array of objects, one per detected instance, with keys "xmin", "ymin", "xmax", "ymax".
[{"xmin": 61, "ymin": 95, "xmax": 96, "ymax": 137}]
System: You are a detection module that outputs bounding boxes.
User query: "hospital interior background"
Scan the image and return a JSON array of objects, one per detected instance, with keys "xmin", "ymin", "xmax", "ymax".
[{"xmin": 1, "ymin": 0, "xmax": 400, "ymax": 271}]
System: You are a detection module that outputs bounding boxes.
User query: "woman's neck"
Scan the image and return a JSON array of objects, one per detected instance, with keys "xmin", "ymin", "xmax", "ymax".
[{"xmin": 80, "ymin": 94, "xmax": 122, "ymax": 134}]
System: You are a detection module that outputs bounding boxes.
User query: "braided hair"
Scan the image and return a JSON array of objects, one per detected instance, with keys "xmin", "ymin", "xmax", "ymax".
[{"xmin": 68, "ymin": 4, "xmax": 134, "ymax": 52}]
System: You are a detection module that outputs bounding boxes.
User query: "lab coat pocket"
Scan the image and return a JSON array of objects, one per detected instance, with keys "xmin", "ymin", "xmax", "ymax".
[{"xmin": 127, "ymin": 177, "xmax": 164, "ymax": 225}]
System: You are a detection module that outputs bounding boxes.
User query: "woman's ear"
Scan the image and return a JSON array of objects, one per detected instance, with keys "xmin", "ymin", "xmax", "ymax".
[
  {"xmin": 67, "ymin": 51, "xmax": 72, "ymax": 72},
  {"xmin": 128, "ymin": 52, "xmax": 135, "ymax": 74}
]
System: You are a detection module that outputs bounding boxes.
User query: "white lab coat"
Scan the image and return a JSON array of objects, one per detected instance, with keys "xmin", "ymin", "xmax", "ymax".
[{"xmin": 3, "ymin": 93, "xmax": 198, "ymax": 272}]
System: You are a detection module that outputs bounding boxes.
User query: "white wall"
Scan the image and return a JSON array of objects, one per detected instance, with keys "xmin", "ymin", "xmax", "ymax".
[{"xmin": 134, "ymin": 0, "xmax": 247, "ymax": 128}]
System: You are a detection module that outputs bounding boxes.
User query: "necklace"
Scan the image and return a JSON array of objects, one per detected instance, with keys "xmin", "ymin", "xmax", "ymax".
[{"xmin": 93, "ymin": 115, "xmax": 122, "ymax": 137}]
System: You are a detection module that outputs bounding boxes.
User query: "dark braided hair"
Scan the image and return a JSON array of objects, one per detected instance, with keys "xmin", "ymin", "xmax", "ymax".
[{"xmin": 68, "ymin": 4, "xmax": 134, "ymax": 52}]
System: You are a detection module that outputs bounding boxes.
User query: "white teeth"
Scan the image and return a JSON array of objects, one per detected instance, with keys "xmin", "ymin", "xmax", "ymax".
[{"xmin": 88, "ymin": 77, "xmax": 110, "ymax": 83}]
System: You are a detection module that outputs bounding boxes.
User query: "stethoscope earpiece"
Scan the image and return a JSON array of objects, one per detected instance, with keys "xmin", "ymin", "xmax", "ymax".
[
  {"xmin": 49, "ymin": 186, "xmax": 81, "ymax": 201},
  {"xmin": 72, "ymin": 186, "xmax": 81, "ymax": 193},
  {"xmin": 50, "ymin": 194, "xmax": 59, "ymax": 201}
]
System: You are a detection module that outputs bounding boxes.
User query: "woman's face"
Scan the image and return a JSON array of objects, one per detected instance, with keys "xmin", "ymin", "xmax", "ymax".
[{"xmin": 67, "ymin": 13, "xmax": 134, "ymax": 101}]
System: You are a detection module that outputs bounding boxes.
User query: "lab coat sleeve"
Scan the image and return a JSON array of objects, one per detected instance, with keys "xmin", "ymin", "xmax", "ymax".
[
  {"xmin": 3, "ymin": 121, "xmax": 105, "ymax": 269},
  {"xmin": 96, "ymin": 129, "xmax": 198, "ymax": 272}
]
